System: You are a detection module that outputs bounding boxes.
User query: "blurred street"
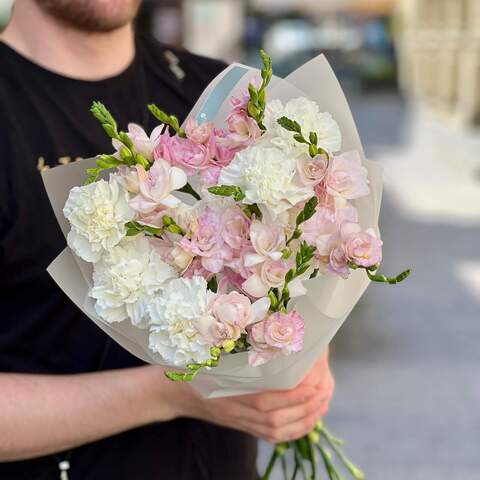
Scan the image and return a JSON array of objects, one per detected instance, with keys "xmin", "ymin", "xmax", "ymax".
[{"xmin": 259, "ymin": 92, "xmax": 480, "ymax": 479}]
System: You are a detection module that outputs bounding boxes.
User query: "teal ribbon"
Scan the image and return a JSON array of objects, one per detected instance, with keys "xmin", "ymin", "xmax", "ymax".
[{"xmin": 196, "ymin": 65, "xmax": 250, "ymax": 123}]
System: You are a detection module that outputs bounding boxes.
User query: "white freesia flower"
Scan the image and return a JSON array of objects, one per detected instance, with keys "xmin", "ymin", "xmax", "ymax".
[
  {"xmin": 64, "ymin": 177, "xmax": 134, "ymax": 263},
  {"xmin": 219, "ymin": 145, "xmax": 313, "ymax": 218},
  {"xmin": 264, "ymin": 97, "xmax": 342, "ymax": 154},
  {"xmin": 148, "ymin": 276, "xmax": 213, "ymax": 366},
  {"xmin": 90, "ymin": 236, "xmax": 175, "ymax": 327}
]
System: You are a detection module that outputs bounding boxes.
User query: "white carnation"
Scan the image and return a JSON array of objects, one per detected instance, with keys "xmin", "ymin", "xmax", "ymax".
[
  {"xmin": 148, "ymin": 276, "xmax": 213, "ymax": 366},
  {"xmin": 64, "ymin": 177, "xmax": 134, "ymax": 263},
  {"xmin": 90, "ymin": 236, "xmax": 175, "ymax": 327},
  {"xmin": 219, "ymin": 145, "xmax": 313, "ymax": 218},
  {"xmin": 264, "ymin": 97, "xmax": 342, "ymax": 155}
]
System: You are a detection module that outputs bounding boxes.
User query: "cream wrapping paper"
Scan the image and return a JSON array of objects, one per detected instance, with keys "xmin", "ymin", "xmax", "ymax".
[{"xmin": 42, "ymin": 55, "xmax": 383, "ymax": 398}]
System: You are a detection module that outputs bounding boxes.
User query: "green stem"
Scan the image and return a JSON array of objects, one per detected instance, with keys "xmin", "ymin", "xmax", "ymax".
[
  {"xmin": 316, "ymin": 444, "xmax": 345, "ymax": 480},
  {"xmin": 318, "ymin": 426, "xmax": 365, "ymax": 480},
  {"xmin": 293, "ymin": 445, "xmax": 309, "ymax": 480},
  {"xmin": 262, "ymin": 451, "xmax": 279, "ymax": 480},
  {"xmin": 365, "ymin": 267, "xmax": 411, "ymax": 285}
]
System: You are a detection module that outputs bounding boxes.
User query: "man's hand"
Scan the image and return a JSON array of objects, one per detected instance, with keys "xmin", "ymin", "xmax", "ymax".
[{"xmin": 181, "ymin": 353, "xmax": 335, "ymax": 443}]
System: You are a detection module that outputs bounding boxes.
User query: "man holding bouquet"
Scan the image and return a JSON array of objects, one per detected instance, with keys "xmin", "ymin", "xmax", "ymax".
[{"xmin": 0, "ymin": 1, "xmax": 334, "ymax": 478}]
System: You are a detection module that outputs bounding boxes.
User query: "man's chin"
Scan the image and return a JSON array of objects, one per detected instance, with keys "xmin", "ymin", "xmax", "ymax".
[{"xmin": 34, "ymin": 0, "xmax": 142, "ymax": 33}]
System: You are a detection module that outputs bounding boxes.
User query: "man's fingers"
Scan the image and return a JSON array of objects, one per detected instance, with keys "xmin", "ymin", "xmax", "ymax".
[{"xmin": 236, "ymin": 385, "xmax": 317, "ymax": 412}]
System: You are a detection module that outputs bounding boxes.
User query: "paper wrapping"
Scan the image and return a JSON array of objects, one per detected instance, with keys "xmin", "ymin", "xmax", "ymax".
[{"xmin": 42, "ymin": 55, "xmax": 383, "ymax": 398}]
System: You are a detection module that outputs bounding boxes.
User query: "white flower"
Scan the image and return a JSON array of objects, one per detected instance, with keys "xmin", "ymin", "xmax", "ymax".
[
  {"xmin": 264, "ymin": 97, "xmax": 342, "ymax": 155},
  {"xmin": 148, "ymin": 276, "xmax": 213, "ymax": 366},
  {"xmin": 64, "ymin": 177, "xmax": 134, "ymax": 263},
  {"xmin": 219, "ymin": 145, "xmax": 313, "ymax": 218},
  {"xmin": 90, "ymin": 236, "xmax": 175, "ymax": 327}
]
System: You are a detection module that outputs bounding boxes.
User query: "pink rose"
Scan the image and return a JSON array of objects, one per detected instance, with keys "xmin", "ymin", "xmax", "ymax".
[
  {"xmin": 297, "ymin": 152, "xmax": 329, "ymax": 186},
  {"xmin": 154, "ymin": 131, "xmax": 212, "ymax": 175},
  {"xmin": 183, "ymin": 258, "xmax": 215, "ymax": 281},
  {"xmin": 248, "ymin": 311, "xmax": 305, "ymax": 366},
  {"xmin": 341, "ymin": 223, "xmax": 383, "ymax": 268},
  {"xmin": 221, "ymin": 207, "xmax": 251, "ymax": 250},
  {"xmin": 325, "ymin": 150, "xmax": 370, "ymax": 200},
  {"xmin": 128, "ymin": 159, "xmax": 187, "ymax": 214},
  {"xmin": 185, "ymin": 118, "xmax": 214, "ymax": 145}
]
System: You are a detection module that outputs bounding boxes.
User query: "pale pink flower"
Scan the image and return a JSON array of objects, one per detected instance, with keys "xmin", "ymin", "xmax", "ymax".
[
  {"xmin": 180, "ymin": 208, "xmax": 232, "ymax": 273},
  {"xmin": 197, "ymin": 293, "xmax": 270, "ymax": 347},
  {"xmin": 248, "ymin": 311, "xmax": 305, "ymax": 366},
  {"xmin": 209, "ymin": 128, "xmax": 236, "ymax": 166},
  {"xmin": 296, "ymin": 152, "xmax": 329, "ymax": 186},
  {"xmin": 116, "ymin": 165, "xmax": 141, "ymax": 194},
  {"xmin": 182, "ymin": 258, "xmax": 215, "ymax": 281},
  {"xmin": 221, "ymin": 207, "xmax": 251, "ymax": 250},
  {"xmin": 154, "ymin": 131, "xmax": 212, "ymax": 175},
  {"xmin": 245, "ymin": 221, "xmax": 285, "ymax": 268},
  {"xmin": 149, "ymin": 237, "xmax": 193, "ymax": 272},
  {"xmin": 301, "ymin": 206, "xmax": 337, "ymax": 247},
  {"xmin": 327, "ymin": 237, "xmax": 350, "ymax": 279},
  {"xmin": 200, "ymin": 166, "xmax": 222, "ymax": 187},
  {"xmin": 242, "ymin": 258, "xmax": 290, "ymax": 298},
  {"xmin": 217, "ymin": 110, "xmax": 262, "ymax": 151},
  {"xmin": 112, "ymin": 123, "xmax": 163, "ymax": 161},
  {"xmin": 185, "ymin": 118, "xmax": 214, "ymax": 145},
  {"xmin": 325, "ymin": 150, "xmax": 370, "ymax": 200},
  {"xmin": 341, "ymin": 223, "xmax": 383, "ymax": 268},
  {"xmin": 128, "ymin": 159, "xmax": 187, "ymax": 214}
]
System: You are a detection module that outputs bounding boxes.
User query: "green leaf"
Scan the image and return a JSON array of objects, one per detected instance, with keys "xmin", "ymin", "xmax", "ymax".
[{"xmin": 293, "ymin": 133, "xmax": 308, "ymax": 144}]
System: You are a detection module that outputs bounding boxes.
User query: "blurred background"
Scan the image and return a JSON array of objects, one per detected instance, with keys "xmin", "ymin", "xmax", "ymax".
[{"xmin": 2, "ymin": 1, "xmax": 479, "ymax": 478}]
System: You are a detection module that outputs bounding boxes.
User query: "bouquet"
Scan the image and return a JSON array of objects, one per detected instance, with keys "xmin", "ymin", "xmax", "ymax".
[{"xmin": 42, "ymin": 51, "xmax": 410, "ymax": 479}]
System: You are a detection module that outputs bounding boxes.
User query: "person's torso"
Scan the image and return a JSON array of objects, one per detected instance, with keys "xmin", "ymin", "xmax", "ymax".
[{"xmin": 0, "ymin": 34, "xmax": 257, "ymax": 480}]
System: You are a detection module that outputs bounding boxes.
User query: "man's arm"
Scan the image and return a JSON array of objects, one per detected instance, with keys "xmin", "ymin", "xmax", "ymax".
[{"xmin": 0, "ymin": 355, "xmax": 334, "ymax": 461}]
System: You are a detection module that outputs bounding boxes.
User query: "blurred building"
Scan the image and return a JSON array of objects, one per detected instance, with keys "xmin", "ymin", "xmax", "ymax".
[{"xmin": 396, "ymin": 0, "xmax": 480, "ymax": 126}]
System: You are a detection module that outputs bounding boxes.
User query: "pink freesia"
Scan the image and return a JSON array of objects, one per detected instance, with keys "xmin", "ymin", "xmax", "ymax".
[
  {"xmin": 184, "ymin": 118, "xmax": 214, "ymax": 145},
  {"xmin": 154, "ymin": 131, "xmax": 212, "ymax": 175},
  {"xmin": 200, "ymin": 165, "xmax": 222, "ymax": 186},
  {"xmin": 248, "ymin": 311, "xmax": 305, "ymax": 366},
  {"xmin": 217, "ymin": 109, "xmax": 262, "ymax": 151},
  {"xmin": 180, "ymin": 208, "xmax": 232, "ymax": 273},
  {"xmin": 341, "ymin": 223, "xmax": 383, "ymax": 268},
  {"xmin": 325, "ymin": 150, "xmax": 370, "ymax": 200},
  {"xmin": 221, "ymin": 206, "xmax": 251, "ymax": 250},
  {"xmin": 301, "ymin": 206, "xmax": 337, "ymax": 248},
  {"xmin": 112, "ymin": 123, "xmax": 163, "ymax": 161},
  {"xmin": 197, "ymin": 292, "xmax": 270, "ymax": 347},
  {"xmin": 209, "ymin": 128, "xmax": 236, "ymax": 166},
  {"xmin": 245, "ymin": 221, "xmax": 285, "ymax": 268},
  {"xmin": 296, "ymin": 152, "xmax": 329, "ymax": 186},
  {"xmin": 242, "ymin": 258, "xmax": 290, "ymax": 298},
  {"xmin": 182, "ymin": 258, "xmax": 215, "ymax": 281},
  {"xmin": 128, "ymin": 159, "xmax": 187, "ymax": 214},
  {"xmin": 116, "ymin": 165, "xmax": 141, "ymax": 194}
]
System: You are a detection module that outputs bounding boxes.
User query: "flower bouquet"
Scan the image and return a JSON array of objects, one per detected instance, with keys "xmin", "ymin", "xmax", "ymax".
[{"xmin": 42, "ymin": 51, "xmax": 410, "ymax": 479}]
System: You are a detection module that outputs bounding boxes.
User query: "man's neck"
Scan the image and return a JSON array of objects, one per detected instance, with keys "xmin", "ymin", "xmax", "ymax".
[{"xmin": 0, "ymin": 1, "xmax": 135, "ymax": 81}]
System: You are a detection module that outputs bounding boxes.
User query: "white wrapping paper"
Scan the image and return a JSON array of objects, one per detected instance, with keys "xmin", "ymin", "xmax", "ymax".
[{"xmin": 42, "ymin": 55, "xmax": 383, "ymax": 398}]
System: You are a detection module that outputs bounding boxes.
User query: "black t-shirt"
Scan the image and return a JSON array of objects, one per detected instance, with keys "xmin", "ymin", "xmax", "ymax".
[{"xmin": 0, "ymin": 34, "xmax": 257, "ymax": 480}]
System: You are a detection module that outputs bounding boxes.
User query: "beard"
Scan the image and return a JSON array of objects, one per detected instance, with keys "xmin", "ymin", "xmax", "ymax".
[{"xmin": 34, "ymin": 0, "xmax": 142, "ymax": 33}]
